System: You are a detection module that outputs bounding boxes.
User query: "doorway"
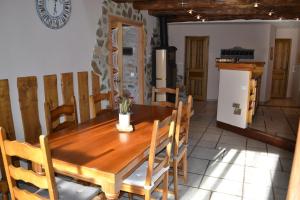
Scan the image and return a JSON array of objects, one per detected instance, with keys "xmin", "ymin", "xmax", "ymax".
[
  {"xmin": 108, "ymin": 15, "xmax": 145, "ymax": 105},
  {"xmin": 271, "ymin": 39, "xmax": 291, "ymax": 98},
  {"xmin": 184, "ymin": 36, "xmax": 209, "ymax": 101}
]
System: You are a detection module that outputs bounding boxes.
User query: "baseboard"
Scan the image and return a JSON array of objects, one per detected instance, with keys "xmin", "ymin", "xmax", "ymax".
[{"xmin": 216, "ymin": 121, "xmax": 295, "ymax": 152}]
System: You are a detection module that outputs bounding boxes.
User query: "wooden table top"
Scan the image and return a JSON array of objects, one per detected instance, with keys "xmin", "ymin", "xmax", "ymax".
[{"xmin": 48, "ymin": 104, "xmax": 173, "ymax": 177}]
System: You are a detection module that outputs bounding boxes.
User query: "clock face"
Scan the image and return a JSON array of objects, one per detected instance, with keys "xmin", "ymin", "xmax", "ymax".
[{"xmin": 36, "ymin": 0, "xmax": 71, "ymax": 29}]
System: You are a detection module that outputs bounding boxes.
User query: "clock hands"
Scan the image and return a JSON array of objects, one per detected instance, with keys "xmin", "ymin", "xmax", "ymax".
[{"xmin": 53, "ymin": 0, "xmax": 58, "ymax": 16}]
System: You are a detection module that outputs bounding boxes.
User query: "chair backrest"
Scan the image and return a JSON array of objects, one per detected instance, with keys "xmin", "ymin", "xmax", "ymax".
[
  {"xmin": 151, "ymin": 87, "xmax": 179, "ymax": 109},
  {"xmin": 180, "ymin": 95, "xmax": 193, "ymax": 145},
  {"xmin": 89, "ymin": 91, "xmax": 114, "ymax": 119},
  {"xmin": 145, "ymin": 110, "xmax": 177, "ymax": 188},
  {"xmin": 44, "ymin": 96, "xmax": 78, "ymax": 134},
  {"xmin": 173, "ymin": 95, "xmax": 193, "ymax": 156},
  {"xmin": 0, "ymin": 128, "xmax": 57, "ymax": 200}
]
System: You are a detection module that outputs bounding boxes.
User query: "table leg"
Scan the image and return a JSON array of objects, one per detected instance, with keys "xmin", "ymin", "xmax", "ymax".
[
  {"xmin": 102, "ymin": 182, "xmax": 121, "ymax": 200},
  {"xmin": 105, "ymin": 193, "xmax": 120, "ymax": 200}
]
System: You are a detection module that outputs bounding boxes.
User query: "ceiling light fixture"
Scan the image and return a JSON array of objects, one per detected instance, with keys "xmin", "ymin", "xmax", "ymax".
[
  {"xmin": 254, "ymin": 2, "xmax": 259, "ymax": 8},
  {"xmin": 178, "ymin": 0, "xmax": 188, "ymax": 7},
  {"xmin": 268, "ymin": 11, "xmax": 273, "ymax": 16},
  {"xmin": 188, "ymin": 9, "xmax": 193, "ymax": 14},
  {"xmin": 196, "ymin": 15, "xmax": 201, "ymax": 20}
]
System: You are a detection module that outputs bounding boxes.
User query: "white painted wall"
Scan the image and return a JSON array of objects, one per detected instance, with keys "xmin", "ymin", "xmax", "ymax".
[
  {"xmin": 276, "ymin": 28, "xmax": 300, "ymax": 98},
  {"xmin": 217, "ymin": 69, "xmax": 250, "ymax": 128},
  {"xmin": 0, "ymin": 0, "xmax": 101, "ymax": 140},
  {"xmin": 168, "ymin": 23, "xmax": 273, "ymax": 101},
  {"xmin": 0, "ymin": 1, "xmax": 157, "ymax": 141}
]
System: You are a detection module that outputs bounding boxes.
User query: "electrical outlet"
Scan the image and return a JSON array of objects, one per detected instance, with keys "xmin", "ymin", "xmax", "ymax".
[
  {"xmin": 234, "ymin": 108, "xmax": 242, "ymax": 115},
  {"xmin": 232, "ymin": 103, "xmax": 240, "ymax": 108}
]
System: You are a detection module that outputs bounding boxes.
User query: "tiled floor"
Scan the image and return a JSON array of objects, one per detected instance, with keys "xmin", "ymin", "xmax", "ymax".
[
  {"xmin": 121, "ymin": 101, "xmax": 294, "ymax": 200},
  {"xmin": 250, "ymin": 105, "xmax": 300, "ymax": 141}
]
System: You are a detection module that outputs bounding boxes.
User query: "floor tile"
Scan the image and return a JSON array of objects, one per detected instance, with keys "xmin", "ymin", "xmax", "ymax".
[
  {"xmin": 197, "ymin": 139, "xmax": 218, "ymax": 148},
  {"xmin": 205, "ymin": 161, "xmax": 244, "ymax": 182},
  {"xmin": 178, "ymin": 173, "xmax": 203, "ymax": 187},
  {"xmin": 187, "ymin": 157, "xmax": 209, "ymax": 174},
  {"xmin": 216, "ymin": 147, "xmax": 246, "ymax": 166},
  {"xmin": 271, "ymin": 171, "xmax": 290, "ymax": 189},
  {"xmin": 267, "ymin": 145, "xmax": 293, "ymax": 159},
  {"xmin": 218, "ymin": 135, "xmax": 246, "ymax": 147},
  {"xmin": 244, "ymin": 166, "xmax": 272, "ymax": 186},
  {"xmin": 200, "ymin": 176, "xmax": 243, "ymax": 196},
  {"xmin": 210, "ymin": 192, "xmax": 242, "ymax": 200},
  {"xmin": 273, "ymin": 187, "xmax": 287, "ymax": 200},
  {"xmin": 169, "ymin": 185, "xmax": 211, "ymax": 200},
  {"xmin": 247, "ymin": 138, "xmax": 267, "ymax": 148},
  {"xmin": 201, "ymin": 133, "xmax": 221, "ymax": 142},
  {"xmin": 243, "ymin": 183, "xmax": 273, "ymax": 200},
  {"xmin": 191, "ymin": 147, "xmax": 225, "ymax": 161},
  {"xmin": 280, "ymin": 158, "xmax": 293, "ymax": 172}
]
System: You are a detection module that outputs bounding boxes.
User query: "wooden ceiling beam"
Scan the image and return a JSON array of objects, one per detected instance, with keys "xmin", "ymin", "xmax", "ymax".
[
  {"xmin": 167, "ymin": 14, "xmax": 298, "ymax": 23},
  {"xmin": 132, "ymin": 0, "xmax": 300, "ymax": 11},
  {"xmin": 149, "ymin": 7, "xmax": 300, "ymax": 17}
]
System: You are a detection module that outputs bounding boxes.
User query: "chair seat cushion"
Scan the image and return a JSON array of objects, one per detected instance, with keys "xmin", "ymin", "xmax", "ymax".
[
  {"xmin": 123, "ymin": 161, "xmax": 169, "ymax": 190},
  {"xmin": 19, "ymin": 177, "xmax": 100, "ymax": 200}
]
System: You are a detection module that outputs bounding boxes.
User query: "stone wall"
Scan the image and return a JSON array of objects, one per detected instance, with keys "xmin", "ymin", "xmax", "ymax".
[
  {"xmin": 91, "ymin": 0, "xmax": 160, "ymax": 103},
  {"xmin": 123, "ymin": 26, "xmax": 139, "ymax": 103}
]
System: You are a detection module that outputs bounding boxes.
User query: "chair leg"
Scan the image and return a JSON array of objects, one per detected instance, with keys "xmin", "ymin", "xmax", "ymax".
[
  {"xmin": 172, "ymin": 161, "xmax": 179, "ymax": 200},
  {"xmin": 2, "ymin": 192, "xmax": 8, "ymax": 200},
  {"xmin": 128, "ymin": 193, "xmax": 133, "ymax": 200},
  {"xmin": 92, "ymin": 192, "xmax": 106, "ymax": 200},
  {"xmin": 182, "ymin": 151, "xmax": 188, "ymax": 184},
  {"xmin": 145, "ymin": 189, "xmax": 151, "ymax": 200},
  {"xmin": 162, "ymin": 172, "xmax": 169, "ymax": 200}
]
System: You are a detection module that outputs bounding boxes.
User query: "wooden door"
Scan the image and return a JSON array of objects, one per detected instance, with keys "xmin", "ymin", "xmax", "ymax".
[
  {"xmin": 271, "ymin": 39, "xmax": 291, "ymax": 98},
  {"xmin": 185, "ymin": 36, "xmax": 209, "ymax": 100}
]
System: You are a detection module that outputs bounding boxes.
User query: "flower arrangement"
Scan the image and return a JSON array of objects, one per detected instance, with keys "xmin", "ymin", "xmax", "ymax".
[
  {"xmin": 117, "ymin": 93, "xmax": 133, "ymax": 131},
  {"xmin": 118, "ymin": 90, "xmax": 133, "ymax": 113},
  {"xmin": 119, "ymin": 95, "xmax": 132, "ymax": 114}
]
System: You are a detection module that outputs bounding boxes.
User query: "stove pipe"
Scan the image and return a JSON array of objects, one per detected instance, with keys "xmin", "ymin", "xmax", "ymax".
[{"xmin": 159, "ymin": 16, "xmax": 169, "ymax": 48}]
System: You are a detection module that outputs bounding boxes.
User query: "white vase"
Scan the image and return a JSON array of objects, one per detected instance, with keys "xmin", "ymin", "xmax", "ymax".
[{"xmin": 119, "ymin": 113, "xmax": 130, "ymax": 129}]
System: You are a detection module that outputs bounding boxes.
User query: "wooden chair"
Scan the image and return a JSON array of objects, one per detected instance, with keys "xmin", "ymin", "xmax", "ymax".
[
  {"xmin": 89, "ymin": 91, "xmax": 114, "ymax": 119},
  {"xmin": 152, "ymin": 87, "xmax": 179, "ymax": 109},
  {"xmin": 0, "ymin": 127, "xmax": 102, "ymax": 200},
  {"xmin": 0, "ymin": 179, "xmax": 8, "ymax": 200},
  {"xmin": 157, "ymin": 95, "xmax": 193, "ymax": 200},
  {"xmin": 172, "ymin": 95, "xmax": 193, "ymax": 200},
  {"xmin": 44, "ymin": 96, "xmax": 78, "ymax": 134},
  {"xmin": 121, "ymin": 110, "xmax": 177, "ymax": 200}
]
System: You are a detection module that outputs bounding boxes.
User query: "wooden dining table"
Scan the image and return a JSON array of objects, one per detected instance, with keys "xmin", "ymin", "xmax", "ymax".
[{"xmin": 47, "ymin": 104, "xmax": 173, "ymax": 200}]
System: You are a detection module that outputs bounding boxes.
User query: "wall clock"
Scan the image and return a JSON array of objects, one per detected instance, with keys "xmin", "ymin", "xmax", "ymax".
[{"xmin": 36, "ymin": 0, "xmax": 71, "ymax": 29}]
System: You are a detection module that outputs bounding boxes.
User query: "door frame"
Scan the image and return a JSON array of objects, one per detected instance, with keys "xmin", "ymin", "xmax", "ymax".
[
  {"xmin": 271, "ymin": 38, "xmax": 291, "ymax": 98},
  {"xmin": 184, "ymin": 36, "xmax": 209, "ymax": 100},
  {"xmin": 108, "ymin": 15, "xmax": 145, "ymax": 104}
]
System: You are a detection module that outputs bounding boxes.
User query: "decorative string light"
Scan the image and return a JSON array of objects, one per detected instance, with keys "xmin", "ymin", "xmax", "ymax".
[
  {"xmin": 181, "ymin": 1, "xmax": 296, "ymax": 22},
  {"xmin": 268, "ymin": 11, "xmax": 273, "ymax": 16}
]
